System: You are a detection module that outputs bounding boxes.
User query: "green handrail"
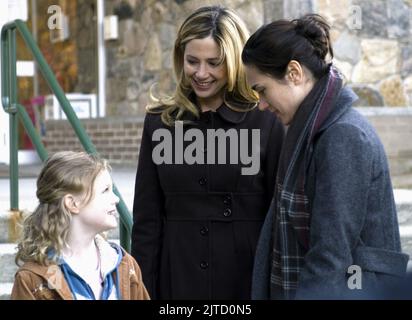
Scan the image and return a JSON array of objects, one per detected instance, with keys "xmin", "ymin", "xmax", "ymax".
[{"xmin": 1, "ymin": 20, "xmax": 132, "ymax": 252}]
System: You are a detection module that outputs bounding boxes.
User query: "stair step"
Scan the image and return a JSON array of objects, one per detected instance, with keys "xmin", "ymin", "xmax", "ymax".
[
  {"xmin": 0, "ymin": 242, "xmax": 410, "ymax": 300},
  {"xmin": 398, "ymin": 190, "xmax": 412, "ymax": 258},
  {"xmin": 0, "ymin": 209, "xmax": 121, "ymax": 244},
  {"xmin": 0, "ymin": 210, "xmax": 26, "ymax": 243},
  {"xmin": 400, "ymin": 235, "xmax": 412, "ymax": 258},
  {"xmin": 0, "ymin": 239, "xmax": 121, "ymax": 285},
  {"xmin": 396, "ymin": 190, "xmax": 412, "ymax": 225},
  {"xmin": 0, "ymin": 243, "xmax": 18, "ymax": 283},
  {"xmin": 0, "ymin": 283, "xmax": 13, "ymax": 300}
]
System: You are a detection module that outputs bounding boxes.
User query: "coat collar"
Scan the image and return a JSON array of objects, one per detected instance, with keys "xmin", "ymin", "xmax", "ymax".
[
  {"xmin": 215, "ymin": 102, "xmax": 250, "ymax": 124},
  {"xmin": 317, "ymin": 86, "xmax": 358, "ymax": 134},
  {"xmin": 188, "ymin": 92, "xmax": 257, "ymax": 124}
]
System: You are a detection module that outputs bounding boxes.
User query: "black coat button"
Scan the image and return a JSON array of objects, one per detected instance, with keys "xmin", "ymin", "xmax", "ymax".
[
  {"xmin": 200, "ymin": 226, "xmax": 209, "ymax": 235},
  {"xmin": 198, "ymin": 178, "xmax": 207, "ymax": 186},
  {"xmin": 223, "ymin": 195, "xmax": 232, "ymax": 205},
  {"xmin": 223, "ymin": 208, "xmax": 232, "ymax": 217},
  {"xmin": 200, "ymin": 261, "xmax": 209, "ymax": 269}
]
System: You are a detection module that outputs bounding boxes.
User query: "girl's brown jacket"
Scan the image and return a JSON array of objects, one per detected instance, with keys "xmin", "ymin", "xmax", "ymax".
[{"xmin": 11, "ymin": 249, "xmax": 150, "ymax": 300}]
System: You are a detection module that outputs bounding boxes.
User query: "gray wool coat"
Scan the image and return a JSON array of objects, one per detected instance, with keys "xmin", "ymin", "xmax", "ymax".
[{"xmin": 252, "ymin": 87, "xmax": 409, "ymax": 300}]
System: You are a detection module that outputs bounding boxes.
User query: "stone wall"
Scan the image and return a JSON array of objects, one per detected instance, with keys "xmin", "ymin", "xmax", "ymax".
[
  {"xmin": 103, "ymin": 0, "xmax": 412, "ymax": 118},
  {"xmin": 42, "ymin": 0, "xmax": 412, "ymax": 176},
  {"xmin": 26, "ymin": 0, "xmax": 98, "ymax": 95},
  {"xmin": 75, "ymin": 0, "xmax": 98, "ymax": 93},
  {"xmin": 104, "ymin": 0, "xmax": 267, "ymax": 117},
  {"xmin": 317, "ymin": 0, "xmax": 412, "ymax": 107},
  {"xmin": 25, "ymin": 0, "xmax": 412, "ymax": 115},
  {"xmin": 36, "ymin": 0, "xmax": 79, "ymax": 94}
]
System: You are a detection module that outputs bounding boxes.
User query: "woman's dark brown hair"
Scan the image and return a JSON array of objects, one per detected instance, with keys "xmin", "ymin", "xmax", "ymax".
[{"xmin": 242, "ymin": 14, "xmax": 333, "ymax": 80}]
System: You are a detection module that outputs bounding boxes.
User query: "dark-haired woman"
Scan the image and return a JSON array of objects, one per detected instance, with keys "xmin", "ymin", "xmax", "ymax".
[{"xmin": 242, "ymin": 14, "xmax": 408, "ymax": 299}]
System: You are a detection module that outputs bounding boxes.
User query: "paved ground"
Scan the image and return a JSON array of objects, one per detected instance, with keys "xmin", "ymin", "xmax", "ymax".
[
  {"xmin": 0, "ymin": 163, "xmax": 412, "ymax": 299},
  {"xmin": 1, "ymin": 162, "xmax": 412, "ymax": 258}
]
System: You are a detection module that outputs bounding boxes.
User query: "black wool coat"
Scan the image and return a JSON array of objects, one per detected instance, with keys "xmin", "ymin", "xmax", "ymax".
[{"xmin": 132, "ymin": 103, "xmax": 284, "ymax": 299}]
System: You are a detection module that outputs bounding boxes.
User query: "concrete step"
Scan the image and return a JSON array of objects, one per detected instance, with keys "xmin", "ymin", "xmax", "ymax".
[
  {"xmin": 0, "ymin": 240, "xmax": 410, "ymax": 300},
  {"xmin": 0, "ymin": 243, "xmax": 18, "ymax": 284},
  {"xmin": 392, "ymin": 173, "xmax": 412, "ymax": 189},
  {"xmin": 0, "ymin": 238, "xmax": 121, "ymax": 283},
  {"xmin": 0, "ymin": 283, "xmax": 13, "ymax": 300},
  {"xmin": 0, "ymin": 210, "xmax": 27, "ymax": 243},
  {"xmin": 0, "ymin": 208, "xmax": 121, "ymax": 243},
  {"xmin": 390, "ymin": 159, "xmax": 412, "ymax": 182},
  {"xmin": 1, "ymin": 189, "xmax": 409, "ymax": 244},
  {"xmin": 395, "ymin": 189, "xmax": 412, "ymax": 226},
  {"xmin": 400, "ymin": 233, "xmax": 412, "ymax": 257}
]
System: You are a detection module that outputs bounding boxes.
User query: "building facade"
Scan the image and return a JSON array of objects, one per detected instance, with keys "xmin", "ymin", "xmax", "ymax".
[{"xmin": 1, "ymin": 0, "xmax": 411, "ymax": 180}]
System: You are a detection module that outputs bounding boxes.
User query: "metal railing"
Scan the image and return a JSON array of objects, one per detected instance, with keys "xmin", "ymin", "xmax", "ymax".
[{"xmin": 1, "ymin": 19, "xmax": 132, "ymax": 252}]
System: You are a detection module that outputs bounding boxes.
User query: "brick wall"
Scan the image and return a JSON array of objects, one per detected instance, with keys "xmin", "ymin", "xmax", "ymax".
[
  {"xmin": 45, "ymin": 117, "xmax": 144, "ymax": 165},
  {"xmin": 45, "ymin": 111, "xmax": 412, "ymax": 177}
]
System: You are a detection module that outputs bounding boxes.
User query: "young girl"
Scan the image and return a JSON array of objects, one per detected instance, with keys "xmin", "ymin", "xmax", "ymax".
[{"xmin": 11, "ymin": 151, "xmax": 150, "ymax": 300}]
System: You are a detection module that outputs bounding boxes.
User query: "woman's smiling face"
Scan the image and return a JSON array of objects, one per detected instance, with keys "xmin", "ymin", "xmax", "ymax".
[{"xmin": 183, "ymin": 36, "xmax": 228, "ymax": 109}]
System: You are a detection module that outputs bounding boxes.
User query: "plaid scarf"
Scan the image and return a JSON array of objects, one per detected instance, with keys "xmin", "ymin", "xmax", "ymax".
[{"xmin": 270, "ymin": 65, "xmax": 343, "ymax": 299}]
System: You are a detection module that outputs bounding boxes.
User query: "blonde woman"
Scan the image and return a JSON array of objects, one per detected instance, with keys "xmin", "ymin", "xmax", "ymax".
[
  {"xmin": 12, "ymin": 151, "xmax": 150, "ymax": 300},
  {"xmin": 132, "ymin": 6, "xmax": 284, "ymax": 299}
]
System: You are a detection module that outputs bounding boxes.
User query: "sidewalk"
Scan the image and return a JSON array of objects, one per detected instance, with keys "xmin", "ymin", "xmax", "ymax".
[
  {"xmin": 1, "ymin": 162, "xmax": 412, "ymax": 259},
  {"xmin": 0, "ymin": 163, "xmax": 412, "ymax": 299}
]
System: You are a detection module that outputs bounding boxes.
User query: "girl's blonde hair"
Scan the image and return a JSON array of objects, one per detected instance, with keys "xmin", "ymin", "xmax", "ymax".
[
  {"xmin": 15, "ymin": 151, "xmax": 109, "ymax": 266},
  {"xmin": 147, "ymin": 6, "xmax": 258, "ymax": 126}
]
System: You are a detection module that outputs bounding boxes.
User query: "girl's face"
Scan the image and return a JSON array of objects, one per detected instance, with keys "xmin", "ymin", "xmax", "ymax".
[
  {"xmin": 75, "ymin": 169, "xmax": 119, "ymax": 234},
  {"xmin": 245, "ymin": 63, "xmax": 313, "ymax": 125},
  {"xmin": 183, "ymin": 36, "xmax": 228, "ymax": 110}
]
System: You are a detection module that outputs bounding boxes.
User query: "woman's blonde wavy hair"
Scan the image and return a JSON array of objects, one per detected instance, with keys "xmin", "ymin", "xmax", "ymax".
[
  {"xmin": 147, "ymin": 6, "xmax": 258, "ymax": 126},
  {"xmin": 15, "ymin": 151, "xmax": 109, "ymax": 266}
]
